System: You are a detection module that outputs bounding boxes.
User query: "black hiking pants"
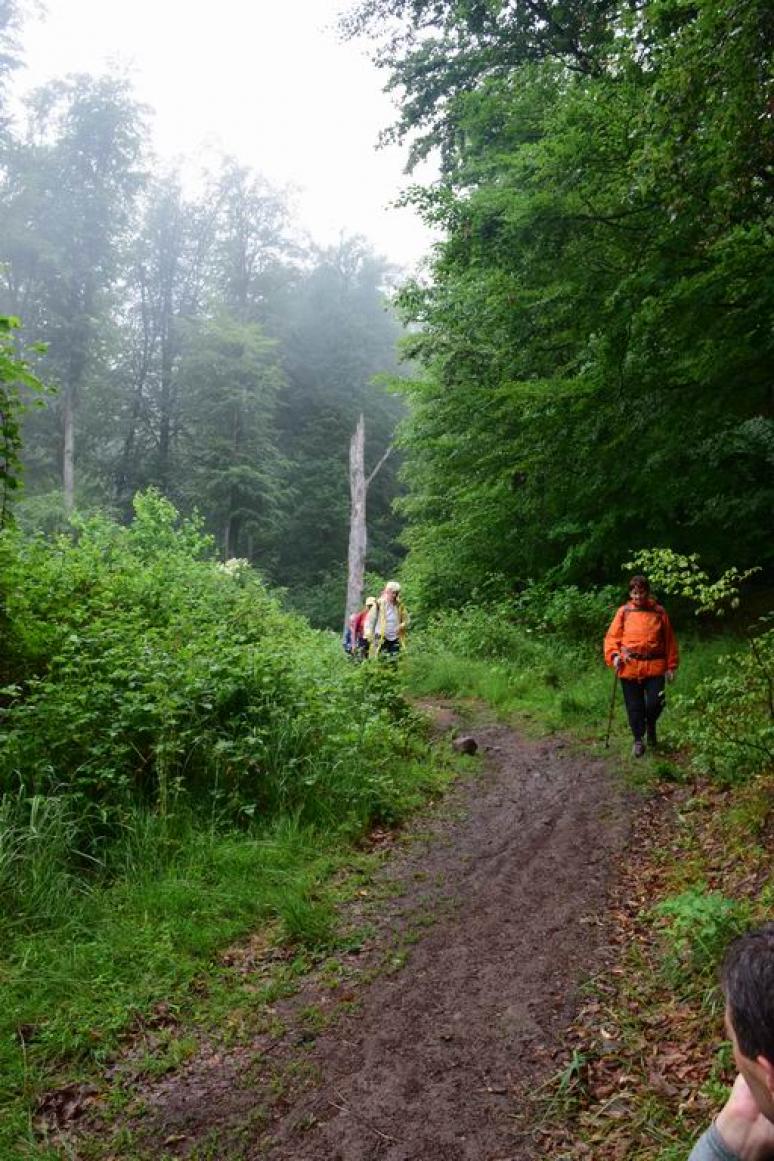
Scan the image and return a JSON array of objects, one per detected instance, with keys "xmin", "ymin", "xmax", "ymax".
[{"xmin": 621, "ymin": 675, "xmax": 666, "ymax": 741}]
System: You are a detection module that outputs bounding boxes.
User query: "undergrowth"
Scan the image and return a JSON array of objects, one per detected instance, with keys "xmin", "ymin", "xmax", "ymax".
[
  {"xmin": 535, "ymin": 771, "xmax": 774, "ymax": 1160},
  {"xmin": 0, "ymin": 494, "xmax": 448, "ymax": 1158}
]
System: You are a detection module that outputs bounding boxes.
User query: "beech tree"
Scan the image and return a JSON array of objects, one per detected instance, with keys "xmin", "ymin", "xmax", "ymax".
[
  {"xmin": 213, "ymin": 159, "xmax": 297, "ymax": 327},
  {"xmin": 351, "ymin": 0, "xmax": 774, "ymax": 608},
  {"xmin": 0, "ymin": 73, "xmax": 147, "ymax": 507},
  {"xmin": 113, "ymin": 174, "xmax": 218, "ymax": 506},
  {"xmin": 0, "ymin": 0, "xmax": 23, "ymax": 129},
  {"xmin": 176, "ymin": 311, "xmax": 285, "ymax": 562}
]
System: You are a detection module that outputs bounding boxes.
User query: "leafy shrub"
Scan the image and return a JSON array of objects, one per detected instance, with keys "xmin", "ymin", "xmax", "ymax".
[
  {"xmin": 655, "ymin": 887, "xmax": 752, "ymax": 985},
  {"xmin": 282, "ymin": 570, "xmax": 346, "ymax": 631},
  {"xmin": 418, "ymin": 600, "xmax": 539, "ymax": 662},
  {"xmin": 412, "ymin": 583, "xmax": 619, "ymax": 665},
  {"xmin": 677, "ymin": 627, "xmax": 774, "ymax": 784},
  {"xmin": 623, "ymin": 548, "xmax": 760, "ymax": 617},
  {"xmin": 514, "ymin": 582, "xmax": 620, "ymax": 642},
  {"xmin": 0, "ymin": 491, "xmax": 424, "ymax": 888}
]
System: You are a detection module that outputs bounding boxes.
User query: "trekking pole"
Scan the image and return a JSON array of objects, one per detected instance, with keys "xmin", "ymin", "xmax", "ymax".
[{"xmin": 604, "ymin": 670, "xmax": 619, "ymax": 749}]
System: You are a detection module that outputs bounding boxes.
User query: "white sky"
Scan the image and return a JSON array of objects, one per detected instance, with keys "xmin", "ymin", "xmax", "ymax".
[{"xmin": 16, "ymin": 0, "xmax": 440, "ymax": 273}]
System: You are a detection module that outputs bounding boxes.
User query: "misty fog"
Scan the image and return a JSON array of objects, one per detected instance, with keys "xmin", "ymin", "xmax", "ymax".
[{"xmin": 1, "ymin": 3, "xmax": 415, "ymax": 627}]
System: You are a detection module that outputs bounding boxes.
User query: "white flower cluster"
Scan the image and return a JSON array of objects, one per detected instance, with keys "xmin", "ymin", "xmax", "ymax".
[{"xmin": 218, "ymin": 557, "xmax": 250, "ymax": 577}]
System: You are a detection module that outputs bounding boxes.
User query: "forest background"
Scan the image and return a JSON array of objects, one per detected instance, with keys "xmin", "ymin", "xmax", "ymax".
[
  {"xmin": 1, "ymin": 0, "xmax": 772, "ymax": 619},
  {"xmin": 0, "ymin": 0, "xmax": 772, "ymax": 1157},
  {"xmin": 0, "ymin": 0, "xmax": 409, "ymax": 629}
]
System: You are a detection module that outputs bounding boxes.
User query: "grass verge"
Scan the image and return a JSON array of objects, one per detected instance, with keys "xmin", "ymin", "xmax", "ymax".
[{"xmin": 0, "ymin": 752, "xmax": 453, "ymax": 1160}]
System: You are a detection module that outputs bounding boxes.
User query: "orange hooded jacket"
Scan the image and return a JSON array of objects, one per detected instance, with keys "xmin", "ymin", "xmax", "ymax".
[{"xmin": 603, "ymin": 599, "xmax": 679, "ymax": 681}]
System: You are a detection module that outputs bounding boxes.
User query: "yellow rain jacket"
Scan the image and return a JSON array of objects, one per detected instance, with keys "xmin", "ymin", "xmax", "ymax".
[{"xmin": 366, "ymin": 597, "xmax": 409, "ymax": 656}]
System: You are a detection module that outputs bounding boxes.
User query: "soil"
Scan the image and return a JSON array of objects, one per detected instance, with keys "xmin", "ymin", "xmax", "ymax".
[{"xmin": 57, "ymin": 703, "xmax": 638, "ymax": 1161}]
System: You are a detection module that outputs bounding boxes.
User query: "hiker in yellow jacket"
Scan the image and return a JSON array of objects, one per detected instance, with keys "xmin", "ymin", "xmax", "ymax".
[{"xmin": 365, "ymin": 581, "xmax": 408, "ymax": 658}]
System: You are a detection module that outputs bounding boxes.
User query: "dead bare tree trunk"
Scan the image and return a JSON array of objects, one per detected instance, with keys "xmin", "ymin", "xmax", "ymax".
[{"xmin": 344, "ymin": 413, "xmax": 391, "ymax": 636}]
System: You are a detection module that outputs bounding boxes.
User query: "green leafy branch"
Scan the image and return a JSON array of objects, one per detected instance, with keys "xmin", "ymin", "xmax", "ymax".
[
  {"xmin": 623, "ymin": 548, "xmax": 760, "ymax": 617},
  {"xmin": 0, "ymin": 316, "xmax": 50, "ymax": 528}
]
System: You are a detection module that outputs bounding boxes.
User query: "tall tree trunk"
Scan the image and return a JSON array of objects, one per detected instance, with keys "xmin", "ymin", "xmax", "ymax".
[
  {"xmin": 62, "ymin": 382, "xmax": 75, "ymax": 512},
  {"xmin": 116, "ymin": 279, "xmax": 153, "ymax": 508},
  {"xmin": 62, "ymin": 303, "xmax": 91, "ymax": 512},
  {"xmin": 345, "ymin": 414, "xmax": 367, "ymax": 635},
  {"xmin": 344, "ymin": 413, "xmax": 391, "ymax": 635},
  {"xmin": 223, "ymin": 512, "xmax": 232, "ymax": 561},
  {"xmin": 158, "ymin": 310, "xmax": 173, "ymax": 488}
]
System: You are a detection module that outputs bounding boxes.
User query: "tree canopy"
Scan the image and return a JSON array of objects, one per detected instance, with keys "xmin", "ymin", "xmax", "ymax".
[
  {"xmin": 0, "ymin": 59, "xmax": 408, "ymax": 626},
  {"xmin": 349, "ymin": 0, "xmax": 773, "ymax": 608}
]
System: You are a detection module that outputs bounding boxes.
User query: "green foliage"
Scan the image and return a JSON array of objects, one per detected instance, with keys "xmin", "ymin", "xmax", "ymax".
[
  {"xmin": 420, "ymin": 599, "xmax": 527, "ymax": 661},
  {"xmin": 176, "ymin": 311, "xmax": 286, "ymax": 562},
  {"xmin": 415, "ymin": 588, "xmax": 616, "ymax": 669},
  {"xmin": 354, "ymin": 0, "xmax": 774, "ymax": 606},
  {"xmin": 655, "ymin": 887, "xmax": 752, "ymax": 985},
  {"xmin": 0, "ymin": 492, "xmax": 425, "ymax": 900},
  {"xmin": 624, "ymin": 549, "xmax": 761, "ymax": 617},
  {"xmin": 0, "ymin": 74, "xmax": 147, "ymax": 501},
  {"xmin": 514, "ymin": 584, "xmax": 619, "ymax": 642},
  {"xmin": 677, "ymin": 627, "xmax": 774, "ymax": 784},
  {"xmin": 283, "ymin": 572, "xmax": 348, "ymax": 633},
  {"xmin": 0, "ymin": 316, "xmax": 49, "ymax": 526}
]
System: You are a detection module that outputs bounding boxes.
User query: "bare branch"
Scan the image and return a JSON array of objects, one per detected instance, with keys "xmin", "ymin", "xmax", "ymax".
[{"xmin": 366, "ymin": 444, "xmax": 392, "ymax": 488}]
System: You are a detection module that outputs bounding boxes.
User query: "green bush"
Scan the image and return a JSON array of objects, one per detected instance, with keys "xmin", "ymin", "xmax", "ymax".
[
  {"xmin": 414, "ymin": 586, "xmax": 618, "ymax": 668},
  {"xmin": 514, "ymin": 582, "xmax": 620, "ymax": 643},
  {"xmin": 418, "ymin": 599, "xmax": 541, "ymax": 662},
  {"xmin": 677, "ymin": 627, "xmax": 774, "ymax": 784},
  {"xmin": 0, "ymin": 491, "xmax": 424, "ymax": 911}
]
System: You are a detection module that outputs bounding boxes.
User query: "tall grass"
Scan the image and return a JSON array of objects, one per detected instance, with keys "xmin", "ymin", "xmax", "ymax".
[
  {"xmin": 0, "ymin": 763, "xmax": 451, "ymax": 1158},
  {"xmin": 0, "ymin": 791, "xmax": 91, "ymax": 934}
]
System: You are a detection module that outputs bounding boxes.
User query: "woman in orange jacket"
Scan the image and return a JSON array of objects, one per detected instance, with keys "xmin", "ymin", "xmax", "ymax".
[{"xmin": 604, "ymin": 574, "xmax": 679, "ymax": 757}]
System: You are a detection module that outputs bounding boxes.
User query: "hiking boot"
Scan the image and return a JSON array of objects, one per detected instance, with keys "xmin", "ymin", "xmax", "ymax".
[{"xmin": 632, "ymin": 738, "xmax": 646, "ymax": 758}]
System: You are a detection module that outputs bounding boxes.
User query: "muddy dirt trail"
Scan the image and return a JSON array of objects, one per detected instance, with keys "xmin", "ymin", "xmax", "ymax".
[{"xmin": 76, "ymin": 706, "xmax": 636, "ymax": 1161}]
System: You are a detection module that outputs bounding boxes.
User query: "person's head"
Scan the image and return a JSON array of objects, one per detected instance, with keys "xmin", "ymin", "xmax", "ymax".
[
  {"xmin": 365, "ymin": 596, "xmax": 376, "ymax": 610},
  {"xmin": 628, "ymin": 575, "xmax": 651, "ymax": 607},
  {"xmin": 723, "ymin": 924, "xmax": 774, "ymax": 1122},
  {"xmin": 383, "ymin": 580, "xmax": 401, "ymax": 603}
]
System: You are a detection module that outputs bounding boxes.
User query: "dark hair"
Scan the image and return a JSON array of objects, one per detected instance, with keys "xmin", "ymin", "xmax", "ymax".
[
  {"xmin": 722, "ymin": 923, "xmax": 774, "ymax": 1063},
  {"xmin": 628, "ymin": 574, "xmax": 650, "ymax": 593}
]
